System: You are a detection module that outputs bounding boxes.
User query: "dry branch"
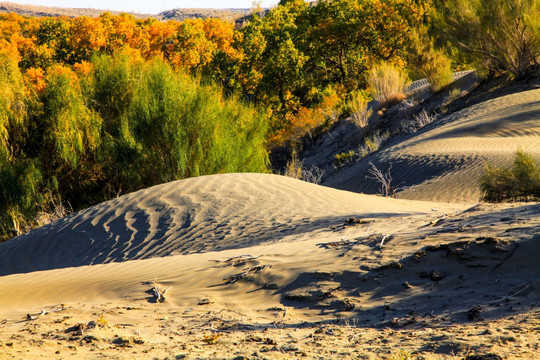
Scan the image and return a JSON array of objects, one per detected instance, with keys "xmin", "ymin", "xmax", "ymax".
[
  {"xmin": 152, "ymin": 283, "xmax": 172, "ymax": 303},
  {"xmin": 224, "ymin": 255, "xmax": 259, "ymax": 266},
  {"xmin": 224, "ymin": 265, "xmax": 266, "ymax": 284},
  {"xmin": 366, "ymin": 162, "xmax": 393, "ymax": 196}
]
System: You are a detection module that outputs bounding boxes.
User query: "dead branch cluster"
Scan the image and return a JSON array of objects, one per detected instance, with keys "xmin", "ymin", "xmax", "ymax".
[
  {"xmin": 366, "ymin": 161, "xmax": 393, "ymax": 196},
  {"xmin": 26, "ymin": 305, "xmax": 66, "ymax": 321},
  {"xmin": 224, "ymin": 265, "xmax": 266, "ymax": 284},
  {"xmin": 152, "ymin": 282, "xmax": 172, "ymax": 303},
  {"xmin": 224, "ymin": 255, "xmax": 259, "ymax": 266}
]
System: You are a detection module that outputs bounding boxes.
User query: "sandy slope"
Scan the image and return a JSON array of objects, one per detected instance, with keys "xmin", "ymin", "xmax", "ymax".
[
  {"xmin": 0, "ymin": 87, "xmax": 539, "ymax": 359},
  {"xmin": 324, "ymin": 88, "xmax": 540, "ymax": 203},
  {"xmin": 0, "ymin": 173, "xmax": 539, "ymax": 359},
  {"xmin": 0, "ymin": 173, "xmax": 458, "ymax": 276}
]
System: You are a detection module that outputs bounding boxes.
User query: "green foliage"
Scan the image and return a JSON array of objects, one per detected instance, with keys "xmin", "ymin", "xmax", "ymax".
[
  {"xmin": 28, "ymin": 65, "xmax": 102, "ymax": 208},
  {"xmin": 0, "ymin": 53, "xmax": 269, "ymax": 241},
  {"xmin": 307, "ymin": 0, "xmax": 423, "ymax": 90},
  {"xmin": 34, "ymin": 17, "xmax": 72, "ymax": 66},
  {"xmin": 408, "ymin": 29, "xmax": 453, "ymax": 91},
  {"xmin": 40, "ymin": 66, "xmax": 101, "ymax": 170},
  {"xmin": 426, "ymin": 53, "xmax": 453, "ymax": 92},
  {"xmin": 91, "ymin": 55, "xmax": 269, "ymax": 195},
  {"xmin": 346, "ymin": 90, "xmax": 373, "ymax": 127},
  {"xmin": 240, "ymin": 0, "xmax": 309, "ymax": 126},
  {"xmin": 202, "ymin": 333, "xmax": 222, "ymax": 345},
  {"xmin": 138, "ymin": 60, "xmax": 266, "ymax": 181},
  {"xmin": 240, "ymin": 0, "xmax": 428, "ymax": 137},
  {"xmin": 89, "ymin": 53, "xmax": 141, "ymax": 135},
  {"xmin": 334, "ymin": 150, "xmax": 355, "ymax": 167},
  {"xmin": 364, "ymin": 136, "xmax": 379, "ymax": 153},
  {"xmin": 358, "ymin": 131, "xmax": 390, "ymax": 158},
  {"xmin": 432, "ymin": 0, "xmax": 540, "ymax": 77},
  {"xmin": 0, "ymin": 51, "xmax": 35, "ymax": 239},
  {"xmin": 385, "ymin": 350, "xmax": 419, "ymax": 359},
  {"xmin": 0, "ymin": 51, "xmax": 26, "ymax": 160},
  {"xmin": 480, "ymin": 150, "xmax": 540, "ymax": 202}
]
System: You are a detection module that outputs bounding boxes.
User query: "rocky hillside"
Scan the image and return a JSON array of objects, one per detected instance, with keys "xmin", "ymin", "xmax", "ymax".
[{"xmin": 0, "ymin": 1, "xmax": 251, "ymax": 20}]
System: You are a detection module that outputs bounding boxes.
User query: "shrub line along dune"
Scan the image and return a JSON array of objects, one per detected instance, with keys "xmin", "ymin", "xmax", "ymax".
[{"xmin": 0, "ymin": 51, "xmax": 268, "ymax": 239}]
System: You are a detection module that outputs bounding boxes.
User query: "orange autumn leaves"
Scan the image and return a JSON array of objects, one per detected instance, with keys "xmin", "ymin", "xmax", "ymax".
[
  {"xmin": 0, "ymin": 12, "xmax": 239, "ymax": 76},
  {"xmin": 0, "ymin": 0, "xmax": 431, "ymax": 150}
]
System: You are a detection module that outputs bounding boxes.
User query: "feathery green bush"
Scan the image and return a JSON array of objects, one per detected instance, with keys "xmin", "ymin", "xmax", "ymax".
[
  {"xmin": 0, "ymin": 53, "xmax": 269, "ymax": 241},
  {"xmin": 480, "ymin": 150, "xmax": 540, "ymax": 202},
  {"xmin": 433, "ymin": 0, "xmax": 540, "ymax": 77}
]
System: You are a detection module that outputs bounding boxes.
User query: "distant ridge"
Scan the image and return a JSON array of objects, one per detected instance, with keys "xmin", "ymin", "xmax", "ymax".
[
  {"xmin": 0, "ymin": 1, "xmax": 154, "ymax": 18},
  {"xmin": 160, "ymin": 8, "xmax": 250, "ymax": 22},
  {"xmin": 0, "ymin": 1, "xmax": 251, "ymax": 21}
]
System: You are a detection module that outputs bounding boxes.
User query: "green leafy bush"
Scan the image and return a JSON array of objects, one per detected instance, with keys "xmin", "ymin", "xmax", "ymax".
[
  {"xmin": 480, "ymin": 150, "xmax": 540, "ymax": 202},
  {"xmin": 422, "ymin": 49, "xmax": 453, "ymax": 92},
  {"xmin": 347, "ymin": 90, "xmax": 373, "ymax": 128},
  {"xmin": 334, "ymin": 150, "xmax": 355, "ymax": 167},
  {"xmin": 433, "ymin": 0, "xmax": 540, "ymax": 77},
  {"xmin": 0, "ymin": 53, "xmax": 269, "ymax": 241},
  {"xmin": 86, "ymin": 54, "xmax": 269, "ymax": 197},
  {"xmin": 358, "ymin": 131, "xmax": 390, "ymax": 158}
]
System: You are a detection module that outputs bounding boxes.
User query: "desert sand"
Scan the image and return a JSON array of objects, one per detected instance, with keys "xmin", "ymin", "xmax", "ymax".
[
  {"xmin": 324, "ymin": 88, "xmax": 540, "ymax": 203},
  {"xmin": 0, "ymin": 87, "xmax": 539, "ymax": 359}
]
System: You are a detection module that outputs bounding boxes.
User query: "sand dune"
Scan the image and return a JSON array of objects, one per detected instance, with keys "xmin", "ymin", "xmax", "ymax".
[
  {"xmin": 324, "ymin": 88, "xmax": 540, "ymax": 203},
  {"xmin": 0, "ymin": 175, "xmax": 538, "ymax": 358},
  {"xmin": 0, "ymin": 173, "xmax": 460, "ymax": 276},
  {"xmin": 0, "ymin": 88, "xmax": 539, "ymax": 359}
]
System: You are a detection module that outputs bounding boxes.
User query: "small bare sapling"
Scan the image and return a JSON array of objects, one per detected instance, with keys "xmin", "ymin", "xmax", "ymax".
[{"xmin": 366, "ymin": 161, "xmax": 393, "ymax": 196}]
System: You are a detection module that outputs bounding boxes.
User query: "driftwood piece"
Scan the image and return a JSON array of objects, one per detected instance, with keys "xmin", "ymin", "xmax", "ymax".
[
  {"xmin": 152, "ymin": 283, "xmax": 171, "ymax": 303},
  {"xmin": 224, "ymin": 255, "xmax": 259, "ymax": 266},
  {"xmin": 224, "ymin": 265, "xmax": 266, "ymax": 284},
  {"xmin": 26, "ymin": 305, "xmax": 65, "ymax": 321}
]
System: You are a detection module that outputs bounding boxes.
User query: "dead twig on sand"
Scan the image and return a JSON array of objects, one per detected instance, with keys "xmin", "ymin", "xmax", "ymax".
[
  {"xmin": 205, "ymin": 316, "xmax": 253, "ymax": 332},
  {"xmin": 489, "ymin": 283, "xmax": 531, "ymax": 306},
  {"xmin": 366, "ymin": 162, "xmax": 393, "ymax": 196},
  {"xmin": 379, "ymin": 234, "xmax": 391, "ymax": 248},
  {"xmin": 224, "ymin": 255, "xmax": 259, "ymax": 266},
  {"xmin": 26, "ymin": 305, "xmax": 66, "ymax": 321},
  {"xmin": 505, "ymin": 283, "xmax": 530, "ymax": 299},
  {"xmin": 152, "ymin": 282, "xmax": 172, "ymax": 303},
  {"xmin": 223, "ymin": 265, "xmax": 266, "ymax": 284},
  {"xmin": 221, "ymin": 305, "xmax": 247, "ymax": 318},
  {"xmin": 210, "ymin": 322, "xmax": 231, "ymax": 333},
  {"xmin": 348, "ymin": 332, "xmax": 366, "ymax": 343},
  {"xmin": 488, "ymin": 243, "xmax": 520, "ymax": 273}
]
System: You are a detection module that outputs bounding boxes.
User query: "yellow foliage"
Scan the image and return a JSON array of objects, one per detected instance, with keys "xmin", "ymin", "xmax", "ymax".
[
  {"xmin": 0, "ymin": 39, "xmax": 21, "ymax": 63},
  {"xmin": 97, "ymin": 313, "xmax": 108, "ymax": 327},
  {"xmin": 203, "ymin": 333, "xmax": 222, "ymax": 345},
  {"xmin": 169, "ymin": 19, "xmax": 216, "ymax": 69},
  {"xmin": 25, "ymin": 67, "xmax": 46, "ymax": 92},
  {"xmin": 70, "ymin": 16, "xmax": 107, "ymax": 60},
  {"xmin": 48, "ymin": 64, "xmax": 78, "ymax": 83},
  {"xmin": 203, "ymin": 18, "xmax": 242, "ymax": 60},
  {"xmin": 73, "ymin": 60, "xmax": 92, "ymax": 76},
  {"xmin": 367, "ymin": 62, "xmax": 409, "ymax": 106},
  {"xmin": 0, "ymin": 13, "xmax": 23, "ymax": 39}
]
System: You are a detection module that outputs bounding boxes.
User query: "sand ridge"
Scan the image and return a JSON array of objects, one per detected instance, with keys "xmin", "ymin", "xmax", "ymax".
[
  {"xmin": 0, "ymin": 86, "xmax": 539, "ymax": 358},
  {"xmin": 0, "ymin": 188, "xmax": 538, "ymax": 358},
  {"xmin": 0, "ymin": 173, "xmax": 463, "ymax": 276},
  {"xmin": 324, "ymin": 88, "xmax": 540, "ymax": 203}
]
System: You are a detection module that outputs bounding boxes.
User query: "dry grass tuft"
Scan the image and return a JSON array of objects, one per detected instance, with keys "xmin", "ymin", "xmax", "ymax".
[
  {"xmin": 367, "ymin": 62, "xmax": 410, "ymax": 107},
  {"xmin": 349, "ymin": 92, "xmax": 373, "ymax": 128}
]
